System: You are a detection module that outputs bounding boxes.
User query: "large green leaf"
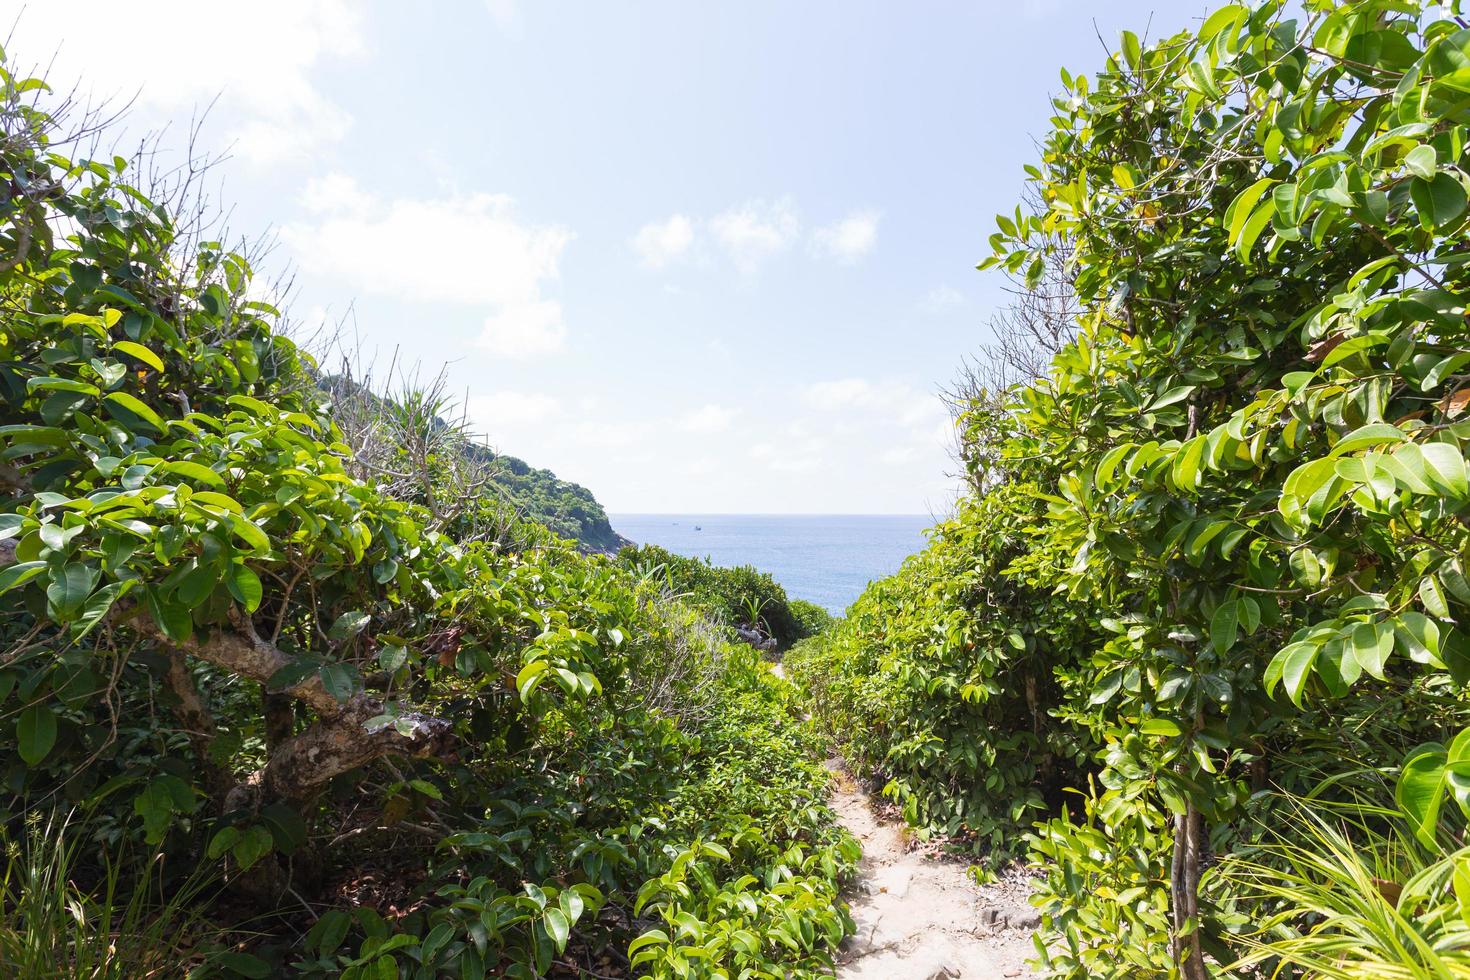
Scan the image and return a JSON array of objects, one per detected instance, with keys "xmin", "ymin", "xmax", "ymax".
[{"xmin": 17, "ymin": 704, "xmax": 57, "ymax": 766}]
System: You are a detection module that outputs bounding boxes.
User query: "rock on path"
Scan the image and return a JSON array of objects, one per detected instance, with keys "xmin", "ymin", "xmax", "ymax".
[{"xmin": 828, "ymin": 761, "xmax": 1041, "ymax": 980}]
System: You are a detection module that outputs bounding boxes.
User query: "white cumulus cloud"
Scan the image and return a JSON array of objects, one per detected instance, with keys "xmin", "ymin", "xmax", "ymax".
[
  {"xmin": 679, "ymin": 404, "xmax": 737, "ymax": 433},
  {"xmin": 468, "ymin": 390, "xmax": 562, "ymax": 430},
  {"xmin": 710, "ymin": 198, "xmax": 800, "ymax": 273},
  {"xmin": 11, "ymin": 0, "xmax": 365, "ymax": 165},
  {"xmin": 478, "ymin": 301, "xmax": 568, "ymax": 357},
  {"xmin": 919, "ymin": 285, "xmax": 965, "ymax": 314},
  {"xmin": 632, "ymin": 214, "xmax": 695, "ymax": 269},
  {"xmin": 282, "ymin": 174, "xmax": 573, "ymax": 358},
  {"xmin": 811, "ymin": 210, "xmax": 879, "ymax": 263}
]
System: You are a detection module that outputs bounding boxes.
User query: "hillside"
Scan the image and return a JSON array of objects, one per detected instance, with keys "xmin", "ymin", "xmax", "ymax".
[
  {"xmin": 324, "ymin": 376, "xmax": 625, "ymax": 554},
  {"xmin": 461, "ymin": 442, "xmax": 626, "ymax": 553}
]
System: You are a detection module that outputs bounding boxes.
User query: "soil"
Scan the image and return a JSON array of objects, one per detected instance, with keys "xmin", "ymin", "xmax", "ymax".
[{"xmin": 827, "ymin": 761, "xmax": 1042, "ymax": 980}]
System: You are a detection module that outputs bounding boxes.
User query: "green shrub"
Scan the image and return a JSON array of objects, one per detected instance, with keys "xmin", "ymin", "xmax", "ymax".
[
  {"xmin": 617, "ymin": 543, "xmax": 821, "ymax": 648},
  {"xmin": 0, "ymin": 52, "xmax": 852, "ymax": 979},
  {"xmin": 795, "ymin": 3, "xmax": 1470, "ymax": 977},
  {"xmin": 789, "ymin": 482, "xmax": 1095, "ymax": 861}
]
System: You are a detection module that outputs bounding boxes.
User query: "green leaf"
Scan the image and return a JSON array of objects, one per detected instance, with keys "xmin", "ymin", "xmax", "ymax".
[
  {"xmin": 112, "ymin": 340, "xmax": 165, "ymax": 372},
  {"xmin": 227, "ymin": 564, "xmax": 262, "ymax": 613},
  {"xmin": 1353, "ymin": 622, "xmax": 1394, "ymax": 680},
  {"xmin": 1421, "ymin": 442, "xmax": 1468, "ymax": 498},
  {"xmin": 1289, "ymin": 548, "xmax": 1322, "ymax": 588},
  {"xmin": 1396, "ymin": 612, "xmax": 1443, "ymax": 665},
  {"xmin": 72, "ymin": 581, "xmax": 132, "ymax": 640},
  {"xmin": 1236, "ymin": 200, "xmax": 1275, "ymax": 264},
  {"xmin": 1266, "ymin": 641, "xmax": 1319, "ymax": 706},
  {"xmin": 103, "ymin": 391, "xmax": 166, "ymax": 433},
  {"xmin": 328, "ymin": 610, "xmax": 370, "ymax": 642},
  {"xmin": 1406, "ymin": 143, "xmax": 1438, "ymax": 179},
  {"xmin": 1332, "ymin": 423, "xmax": 1405, "ymax": 455},
  {"xmin": 159, "ymin": 460, "xmax": 225, "ymax": 489},
  {"xmin": 409, "ymin": 778, "xmax": 442, "ymax": 800},
  {"xmin": 17, "ymin": 704, "xmax": 57, "ymax": 765},
  {"xmin": 1199, "ymin": 4, "xmax": 1247, "ymax": 43},
  {"xmin": 1422, "ymin": 576, "xmax": 1452, "ymax": 619},
  {"xmin": 207, "ymin": 827, "xmax": 241, "ymax": 860},
  {"xmin": 420, "ymin": 922, "xmax": 456, "ymax": 965},
  {"xmin": 0, "ymin": 561, "xmax": 47, "ymax": 595},
  {"xmin": 1210, "ymin": 601, "xmax": 1239, "ymax": 654},
  {"xmin": 1148, "ymin": 386, "xmax": 1194, "ymax": 412},
  {"xmin": 318, "ymin": 663, "xmax": 357, "ymax": 704},
  {"xmin": 517, "ymin": 660, "xmax": 550, "ymax": 702},
  {"xmin": 27, "ymin": 377, "xmax": 99, "ymax": 396},
  {"xmin": 1399, "ymin": 743, "xmax": 1451, "ymax": 847},
  {"xmin": 232, "ymin": 825, "xmax": 274, "ymax": 871},
  {"xmin": 1140, "ymin": 718, "xmax": 1182, "ymax": 736},
  {"xmin": 215, "ymin": 952, "xmax": 271, "ymax": 979},
  {"xmin": 146, "ymin": 588, "xmax": 194, "ymax": 644},
  {"xmin": 47, "ymin": 562, "xmax": 99, "ymax": 621},
  {"xmin": 378, "ymin": 644, "xmax": 408, "ymax": 672},
  {"xmin": 543, "ymin": 907, "xmax": 570, "ymax": 952},
  {"xmin": 1411, "ymin": 172, "xmax": 1468, "ymax": 229}
]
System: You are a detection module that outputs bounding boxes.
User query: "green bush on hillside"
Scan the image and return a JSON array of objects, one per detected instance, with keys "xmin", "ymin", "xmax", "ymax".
[{"xmin": 617, "ymin": 543, "xmax": 827, "ymax": 649}]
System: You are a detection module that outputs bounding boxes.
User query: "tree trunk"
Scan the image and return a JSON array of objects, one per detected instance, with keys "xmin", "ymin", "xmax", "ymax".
[{"xmin": 1170, "ymin": 799, "xmax": 1207, "ymax": 980}]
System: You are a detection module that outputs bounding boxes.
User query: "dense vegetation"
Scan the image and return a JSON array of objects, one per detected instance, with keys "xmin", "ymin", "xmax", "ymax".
[
  {"xmin": 325, "ymin": 376, "xmax": 625, "ymax": 555},
  {"xmin": 461, "ymin": 447, "xmax": 623, "ymax": 555},
  {"xmin": 0, "ymin": 53, "xmax": 855, "ymax": 980},
  {"xmin": 616, "ymin": 544, "xmax": 831, "ymax": 650},
  {"xmin": 790, "ymin": 1, "xmax": 1470, "ymax": 976}
]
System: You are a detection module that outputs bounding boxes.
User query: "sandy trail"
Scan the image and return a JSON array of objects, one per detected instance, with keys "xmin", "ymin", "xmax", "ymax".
[{"xmin": 827, "ymin": 762, "xmax": 1041, "ymax": 980}]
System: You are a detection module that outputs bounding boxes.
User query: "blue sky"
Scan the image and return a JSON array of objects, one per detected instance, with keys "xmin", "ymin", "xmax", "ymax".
[{"xmin": 13, "ymin": 0, "xmax": 1207, "ymax": 513}]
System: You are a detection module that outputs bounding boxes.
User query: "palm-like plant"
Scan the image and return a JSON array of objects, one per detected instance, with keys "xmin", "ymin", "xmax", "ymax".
[{"xmin": 1220, "ymin": 794, "xmax": 1470, "ymax": 979}]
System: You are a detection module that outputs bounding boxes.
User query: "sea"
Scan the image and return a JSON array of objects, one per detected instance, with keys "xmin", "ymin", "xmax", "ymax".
[{"xmin": 610, "ymin": 514, "xmax": 936, "ymax": 616}]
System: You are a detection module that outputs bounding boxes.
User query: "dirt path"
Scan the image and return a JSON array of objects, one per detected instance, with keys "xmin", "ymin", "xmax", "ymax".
[{"xmin": 827, "ymin": 762, "xmax": 1041, "ymax": 980}]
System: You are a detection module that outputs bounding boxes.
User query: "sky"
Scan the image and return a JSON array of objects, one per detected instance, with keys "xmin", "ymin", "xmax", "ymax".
[{"xmin": 9, "ymin": 0, "xmax": 1211, "ymax": 514}]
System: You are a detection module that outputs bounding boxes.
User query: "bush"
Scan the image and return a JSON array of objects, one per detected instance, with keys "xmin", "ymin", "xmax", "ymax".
[
  {"xmin": 794, "ymin": 3, "xmax": 1470, "ymax": 977},
  {"xmin": 617, "ymin": 543, "xmax": 822, "ymax": 649},
  {"xmin": 0, "ymin": 52, "xmax": 852, "ymax": 979},
  {"xmin": 789, "ymin": 482, "xmax": 1095, "ymax": 861}
]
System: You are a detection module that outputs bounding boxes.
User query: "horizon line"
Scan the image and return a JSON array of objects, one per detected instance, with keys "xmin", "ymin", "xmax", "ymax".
[{"xmin": 609, "ymin": 512, "xmax": 937, "ymax": 517}]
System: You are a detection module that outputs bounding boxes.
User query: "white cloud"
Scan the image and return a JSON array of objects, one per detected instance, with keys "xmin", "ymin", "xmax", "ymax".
[
  {"xmin": 710, "ymin": 198, "xmax": 800, "ymax": 273},
  {"xmin": 804, "ymin": 378, "xmax": 876, "ymax": 411},
  {"xmin": 478, "ymin": 301, "xmax": 568, "ymax": 356},
  {"xmin": 299, "ymin": 173, "xmax": 364, "ymax": 215},
  {"xmin": 12, "ymin": 0, "xmax": 365, "ymax": 165},
  {"xmin": 804, "ymin": 377, "xmax": 942, "ymax": 421},
  {"xmin": 282, "ymin": 174, "xmax": 573, "ymax": 358},
  {"xmin": 468, "ymin": 391, "xmax": 562, "ymax": 430},
  {"xmin": 920, "ymin": 285, "xmax": 965, "ymax": 314},
  {"xmin": 679, "ymin": 404, "xmax": 737, "ymax": 433},
  {"xmin": 811, "ymin": 210, "xmax": 879, "ymax": 263},
  {"xmin": 632, "ymin": 214, "xmax": 695, "ymax": 269}
]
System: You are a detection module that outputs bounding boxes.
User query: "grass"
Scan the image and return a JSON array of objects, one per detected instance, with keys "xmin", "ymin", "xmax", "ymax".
[{"xmin": 0, "ymin": 809, "xmax": 223, "ymax": 979}]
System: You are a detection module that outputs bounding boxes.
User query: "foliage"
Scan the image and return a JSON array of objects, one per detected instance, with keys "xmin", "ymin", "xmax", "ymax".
[
  {"xmin": 326, "ymin": 374, "xmax": 625, "ymax": 554},
  {"xmin": 0, "ymin": 808, "xmax": 226, "ymax": 979},
  {"xmin": 795, "ymin": 1, "xmax": 1470, "ymax": 976},
  {"xmin": 617, "ymin": 543, "xmax": 823, "ymax": 649},
  {"xmin": 789, "ymin": 481, "xmax": 1096, "ymax": 862},
  {"xmin": 787, "ymin": 599, "xmax": 834, "ymax": 639},
  {"xmin": 0, "ymin": 51, "xmax": 851, "ymax": 979},
  {"xmin": 1219, "ymin": 789, "xmax": 1470, "ymax": 979}
]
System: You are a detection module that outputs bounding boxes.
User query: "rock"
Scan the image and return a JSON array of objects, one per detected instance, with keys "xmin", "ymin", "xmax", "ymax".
[
  {"xmin": 927, "ymin": 963, "xmax": 962, "ymax": 979},
  {"xmin": 1004, "ymin": 910, "xmax": 1041, "ymax": 930}
]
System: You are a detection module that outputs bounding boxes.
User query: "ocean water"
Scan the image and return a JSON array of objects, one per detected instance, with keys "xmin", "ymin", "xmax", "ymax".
[{"xmin": 610, "ymin": 514, "xmax": 936, "ymax": 615}]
